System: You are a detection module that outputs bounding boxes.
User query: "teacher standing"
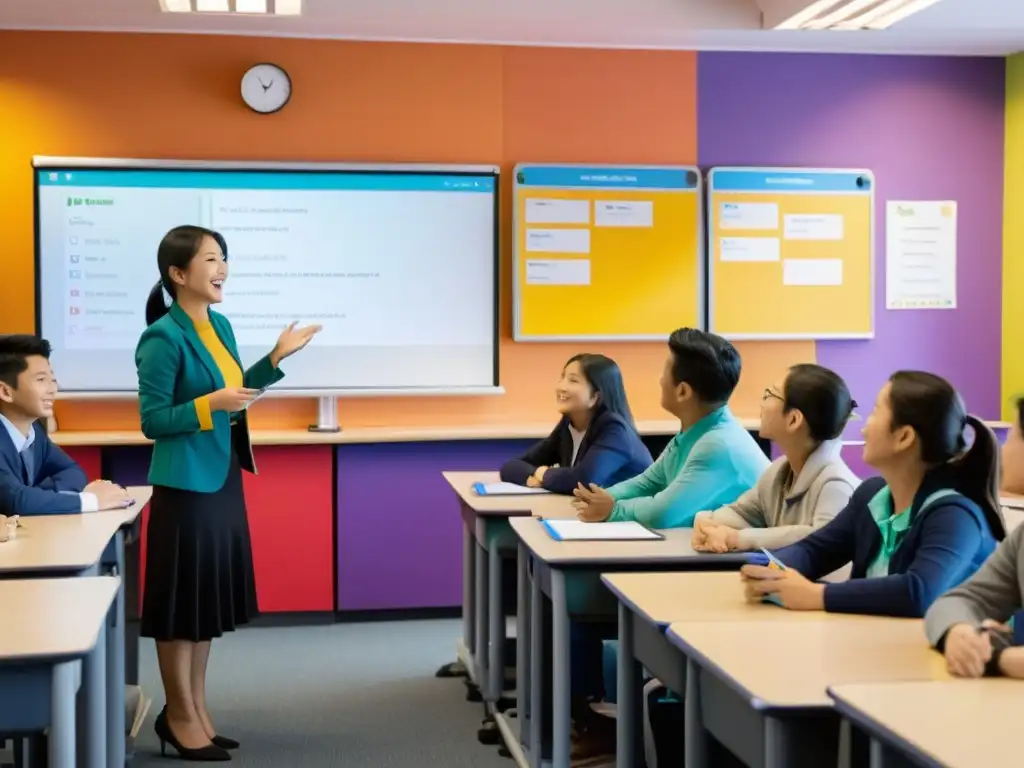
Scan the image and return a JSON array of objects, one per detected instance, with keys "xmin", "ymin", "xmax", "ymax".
[{"xmin": 136, "ymin": 225, "xmax": 320, "ymax": 761}]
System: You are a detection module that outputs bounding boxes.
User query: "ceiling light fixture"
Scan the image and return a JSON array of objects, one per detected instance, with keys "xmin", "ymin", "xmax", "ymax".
[
  {"xmin": 771, "ymin": 0, "xmax": 943, "ymax": 30},
  {"xmin": 158, "ymin": 0, "xmax": 301, "ymax": 14}
]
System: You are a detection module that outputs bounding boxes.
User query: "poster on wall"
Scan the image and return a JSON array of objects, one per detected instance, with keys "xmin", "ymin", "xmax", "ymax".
[{"xmin": 885, "ymin": 200, "xmax": 958, "ymax": 310}]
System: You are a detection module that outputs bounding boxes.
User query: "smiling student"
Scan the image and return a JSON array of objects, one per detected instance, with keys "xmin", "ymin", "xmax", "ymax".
[
  {"xmin": 0, "ymin": 334, "xmax": 130, "ymax": 516},
  {"xmin": 742, "ymin": 371, "xmax": 1005, "ymax": 617},
  {"xmin": 500, "ymin": 353, "xmax": 651, "ymax": 494},
  {"xmin": 573, "ymin": 327, "xmax": 768, "ymax": 527},
  {"xmin": 692, "ymin": 364, "xmax": 859, "ymax": 553}
]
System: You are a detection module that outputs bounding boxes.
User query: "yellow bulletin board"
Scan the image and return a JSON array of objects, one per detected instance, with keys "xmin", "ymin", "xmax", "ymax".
[
  {"xmin": 513, "ymin": 164, "xmax": 703, "ymax": 341},
  {"xmin": 707, "ymin": 167, "xmax": 875, "ymax": 340}
]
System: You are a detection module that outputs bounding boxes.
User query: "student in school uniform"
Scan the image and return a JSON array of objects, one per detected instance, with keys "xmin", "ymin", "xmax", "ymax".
[
  {"xmin": 569, "ymin": 328, "xmax": 768, "ymax": 760},
  {"xmin": 1000, "ymin": 397, "xmax": 1024, "ymax": 495},
  {"xmin": 499, "ymin": 353, "xmax": 651, "ymax": 494},
  {"xmin": 572, "ymin": 327, "xmax": 769, "ymax": 528},
  {"xmin": 742, "ymin": 371, "xmax": 1005, "ymax": 617},
  {"xmin": 0, "ymin": 334, "xmax": 130, "ymax": 516},
  {"xmin": 692, "ymin": 363, "xmax": 859, "ymax": 553}
]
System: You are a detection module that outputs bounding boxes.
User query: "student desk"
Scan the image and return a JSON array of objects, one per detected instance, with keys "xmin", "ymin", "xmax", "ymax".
[
  {"xmin": 0, "ymin": 487, "xmax": 151, "ymax": 768},
  {"xmin": 664, "ymin": 618, "xmax": 949, "ymax": 768},
  {"xmin": 510, "ymin": 518, "xmax": 747, "ymax": 768},
  {"xmin": 0, "ymin": 577, "xmax": 120, "ymax": 768},
  {"xmin": 601, "ymin": 571, "xmax": 831, "ymax": 768},
  {"xmin": 829, "ymin": 680, "xmax": 1021, "ymax": 768},
  {"xmin": 441, "ymin": 472, "xmax": 575, "ymax": 703}
]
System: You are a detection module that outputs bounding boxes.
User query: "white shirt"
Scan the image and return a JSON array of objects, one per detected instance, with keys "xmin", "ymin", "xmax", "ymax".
[
  {"xmin": 0, "ymin": 414, "xmax": 97, "ymax": 512},
  {"xmin": 568, "ymin": 425, "xmax": 587, "ymax": 467}
]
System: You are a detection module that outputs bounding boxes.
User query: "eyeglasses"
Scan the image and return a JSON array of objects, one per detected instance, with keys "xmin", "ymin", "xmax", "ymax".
[{"xmin": 762, "ymin": 388, "xmax": 784, "ymax": 403}]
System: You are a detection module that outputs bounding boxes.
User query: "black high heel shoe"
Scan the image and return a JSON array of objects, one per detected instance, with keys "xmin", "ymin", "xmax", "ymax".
[
  {"xmin": 211, "ymin": 735, "xmax": 240, "ymax": 751},
  {"xmin": 154, "ymin": 709, "xmax": 231, "ymax": 761}
]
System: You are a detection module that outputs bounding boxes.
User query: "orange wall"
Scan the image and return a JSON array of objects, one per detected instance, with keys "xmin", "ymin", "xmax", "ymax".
[{"xmin": 0, "ymin": 32, "xmax": 810, "ymax": 431}]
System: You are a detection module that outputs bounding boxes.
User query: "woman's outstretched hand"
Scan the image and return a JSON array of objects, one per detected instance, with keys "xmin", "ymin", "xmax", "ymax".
[{"xmin": 270, "ymin": 322, "xmax": 322, "ymax": 367}]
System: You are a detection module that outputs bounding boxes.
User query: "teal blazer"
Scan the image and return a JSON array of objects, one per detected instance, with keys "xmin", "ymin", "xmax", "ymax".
[{"xmin": 135, "ymin": 302, "xmax": 284, "ymax": 493}]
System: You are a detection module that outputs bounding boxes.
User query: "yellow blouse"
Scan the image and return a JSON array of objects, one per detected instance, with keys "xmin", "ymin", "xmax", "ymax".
[{"xmin": 193, "ymin": 319, "xmax": 244, "ymax": 431}]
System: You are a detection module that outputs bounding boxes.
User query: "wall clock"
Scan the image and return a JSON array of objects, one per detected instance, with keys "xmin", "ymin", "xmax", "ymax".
[{"xmin": 241, "ymin": 63, "xmax": 292, "ymax": 114}]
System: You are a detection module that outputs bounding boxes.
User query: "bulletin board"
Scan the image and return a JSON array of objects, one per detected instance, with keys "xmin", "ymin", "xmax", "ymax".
[
  {"xmin": 707, "ymin": 167, "xmax": 875, "ymax": 340},
  {"xmin": 513, "ymin": 163, "xmax": 703, "ymax": 341}
]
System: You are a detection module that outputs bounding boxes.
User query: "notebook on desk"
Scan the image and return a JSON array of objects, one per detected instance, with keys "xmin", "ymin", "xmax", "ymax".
[
  {"xmin": 472, "ymin": 482, "xmax": 551, "ymax": 496},
  {"xmin": 540, "ymin": 519, "xmax": 663, "ymax": 542}
]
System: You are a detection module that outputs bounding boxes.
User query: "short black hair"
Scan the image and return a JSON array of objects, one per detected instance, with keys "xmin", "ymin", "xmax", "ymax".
[
  {"xmin": 0, "ymin": 335, "xmax": 52, "ymax": 390},
  {"xmin": 783, "ymin": 364, "xmax": 855, "ymax": 442},
  {"xmin": 667, "ymin": 328, "xmax": 741, "ymax": 406}
]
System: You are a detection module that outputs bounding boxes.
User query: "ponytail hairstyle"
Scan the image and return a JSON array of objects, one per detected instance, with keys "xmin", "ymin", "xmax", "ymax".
[
  {"xmin": 782, "ymin": 363, "xmax": 856, "ymax": 443},
  {"xmin": 144, "ymin": 225, "xmax": 229, "ymax": 326},
  {"xmin": 888, "ymin": 371, "xmax": 1005, "ymax": 540}
]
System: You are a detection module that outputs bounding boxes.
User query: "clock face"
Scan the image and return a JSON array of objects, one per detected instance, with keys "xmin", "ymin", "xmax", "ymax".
[{"xmin": 241, "ymin": 63, "xmax": 292, "ymax": 114}]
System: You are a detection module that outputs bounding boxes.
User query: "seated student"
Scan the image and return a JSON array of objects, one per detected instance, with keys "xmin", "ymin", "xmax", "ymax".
[
  {"xmin": 500, "ymin": 353, "xmax": 651, "ymax": 494},
  {"xmin": 742, "ymin": 371, "xmax": 1005, "ymax": 617},
  {"xmin": 692, "ymin": 364, "xmax": 859, "ymax": 552},
  {"xmin": 573, "ymin": 327, "xmax": 769, "ymax": 527},
  {"xmin": 925, "ymin": 522, "xmax": 1024, "ymax": 679},
  {"xmin": 0, "ymin": 334, "xmax": 130, "ymax": 515},
  {"xmin": 1000, "ymin": 397, "xmax": 1024, "ymax": 496}
]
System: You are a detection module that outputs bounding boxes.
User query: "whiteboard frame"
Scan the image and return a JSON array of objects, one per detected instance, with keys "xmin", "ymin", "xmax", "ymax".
[
  {"xmin": 705, "ymin": 165, "xmax": 876, "ymax": 342},
  {"xmin": 31, "ymin": 156, "xmax": 503, "ymax": 397},
  {"xmin": 512, "ymin": 162, "xmax": 705, "ymax": 343}
]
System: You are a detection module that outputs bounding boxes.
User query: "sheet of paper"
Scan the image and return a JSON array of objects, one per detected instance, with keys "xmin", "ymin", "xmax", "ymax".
[
  {"xmin": 783, "ymin": 258, "xmax": 843, "ymax": 286},
  {"xmin": 594, "ymin": 200, "xmax": 654, "ymax": 228},
  {"xmin": 525, "ymin": 228, "xmax": 591, "ymax": 254},
  {"xmin": 784, "ymin": 214, "xmax": 844, "ymax": 241},
  {"xmin": 542, "ymin": 519, "xmax": 661, "ymax": 541},
  {"xmin": 719, "ymin": 202, "xmax": 779, "ymax": 230},
  {"xmin": 885, "ymin": 201, "xmax": 957, "ymax": 310},
  {"xmin": 475, "ymin": 482, "xmax": 551, "ymax": 496},
  {"xmin": 525, "ymin": 259, "xmax": 591, "ymax": 286},
  {"xmin": 719, "ymin": 237, "xmax": 780, "ymax": 263},
  {"xmin": 525, "ymin": 198, "xmax": 591, "ymax": 225}
]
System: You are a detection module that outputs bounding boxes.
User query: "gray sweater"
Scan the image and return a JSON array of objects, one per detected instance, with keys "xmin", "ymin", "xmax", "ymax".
[
  {"xmin": 698, "ymin": 439, "xmax": 859, "ymax": 550},
  {"xmin": 925, "ymin": 524, "xmax": 1024, "ymax": 646}
]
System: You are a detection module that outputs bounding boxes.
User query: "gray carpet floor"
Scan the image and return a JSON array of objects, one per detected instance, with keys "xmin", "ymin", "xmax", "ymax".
[{"xmin": 128, "ymin": 619, "xmax": 510, "ymax": 767}]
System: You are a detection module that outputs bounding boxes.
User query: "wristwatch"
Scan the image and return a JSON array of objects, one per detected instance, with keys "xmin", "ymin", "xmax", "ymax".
[{"xmin": 985, "ymin": 644, "xmax": 1005, "ymax": 677}]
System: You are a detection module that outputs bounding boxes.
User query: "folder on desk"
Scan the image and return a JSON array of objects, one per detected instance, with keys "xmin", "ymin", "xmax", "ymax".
[
  {"xmin": 540, "ymin": 519, "xmax": 663, "ymax": 542},
  {"xmin": 472, "ymin": 482, "xmax": 551, "ymax": 496}
]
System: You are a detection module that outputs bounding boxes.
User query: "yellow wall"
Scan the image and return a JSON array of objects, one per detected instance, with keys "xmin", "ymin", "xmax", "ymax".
[{"xmin": 1004, "ymin": 54, "xmax": 1024, "ymax": 420}]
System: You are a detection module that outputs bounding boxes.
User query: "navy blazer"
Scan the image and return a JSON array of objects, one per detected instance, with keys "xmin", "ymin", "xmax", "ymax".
[
  {"xmin": 0, "ymin": 421, "xmax": 88, "ymax": 516},
  {"xmin": 768, "ymin": 472, "xmax": 1000, "ymax": 618},
  {"xmin": 499, "ymin": 408, "xmax": 652, "ymax": 495}
]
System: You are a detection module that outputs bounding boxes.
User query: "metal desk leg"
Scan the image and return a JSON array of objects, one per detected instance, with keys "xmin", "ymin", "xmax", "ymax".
[
  {"xmin": 550, "ymin": 568, "xmax": 570, "ymax": 768},
  {"xmin": 108, "ymin": 531, "xmax": 127, "ymax": 768},
  {"xmin": 616, "ymin": 604, "xmax": 643, "ymax": 768},
  {"xmin": 78, "ymin": 620, "xmax": 107, "ymax": 768},
  {"xmin": 516, "ymin": 543, "xmax": 530, "ymax": 745},
  {"xmin": 528, "ymin": 559, "xmax": 543, "ymax": 767},
  {"xmin": 487, "ymin": 540, "xmax": 504, "ymax": 703},
  {"xmin": 463, "ymin": 522, "xmax": 475, "ymax": 657},
  {"xmin": 475, "ymin": 537, "xmax": 489, "ymax": 698},
  {"xmin": 764, "ymin": 717, "xmax": 798, "ymax": 768},
  {"xmin": 684, "ymin": 658, "xmax": 710, "ymax": 768},
  {"xmin": 50, "ymin": 662, "xmax": 78, "ymax": 768}
]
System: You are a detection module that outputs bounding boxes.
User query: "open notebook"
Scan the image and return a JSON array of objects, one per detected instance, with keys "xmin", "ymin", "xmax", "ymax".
[
  {"xmin": 472, "ymin": 482, "xmax": 551, "ymax": 496},
  {"xmin": 540, "ymin": 519, "xmax": 663, "ymax": 542}
]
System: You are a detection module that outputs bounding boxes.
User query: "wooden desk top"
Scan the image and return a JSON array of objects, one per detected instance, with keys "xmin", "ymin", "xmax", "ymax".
[
  {"xmin": 443, "ymin": 471, "xmax": 578, "ymax": 519},
  {"xmin": 666, "ymin": 618, "xmax": 948, "ymax": 709},
  {"xmin": 0, "ymin": 576, "xmax": 119, "ymax": 661},
  {"xmin": 602, "ymin": 572, "xmax": 832, "ymax": 627},
  {"xmin": 0, "ymin": 486, "xmax": 151, "ymax": 574},
  {"xmin": 511, "ymin": 517, "xmax": 749, "ymax": 567},
  {"xmin": 829, "ymin": 680, "xmax": 1022, "ymax": 768}
]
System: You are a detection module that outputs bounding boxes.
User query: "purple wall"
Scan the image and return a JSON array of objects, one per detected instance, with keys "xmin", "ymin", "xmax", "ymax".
[
  {"xmin": 335, "ymin": 439, "xmax": 533, "ymax": 611},
  {"xmin": 697, "ymin": 53, "xmax": 1006, "ymax": 432}
]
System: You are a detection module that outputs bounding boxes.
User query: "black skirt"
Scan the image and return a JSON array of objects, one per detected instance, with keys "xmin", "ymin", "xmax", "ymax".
[{"xmin": 140, "ymin": 425, "xmax": 258, "ymax": 642}]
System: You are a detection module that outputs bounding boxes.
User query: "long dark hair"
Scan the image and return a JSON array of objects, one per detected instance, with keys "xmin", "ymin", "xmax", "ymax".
[
  {"xmin": 888, "ymin": 371, "xmax": 1004, "ymax": 539},
  {"xmin": 783, "ymin": 363, "xmax": 856, "ymax": 443},
  {"xmin": 565, "ymin": 353, "xmax": 635, "ymax": 428},
  {"xmin": 145, "ymin": 225, "xmax": 229, "ymax": 326}
]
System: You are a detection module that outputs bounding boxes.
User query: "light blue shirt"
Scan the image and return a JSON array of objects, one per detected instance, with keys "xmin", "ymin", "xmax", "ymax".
[
  {"xmin": 606, "ymin": 406, "xmax": 770, "ymax": 529},
  {"xmin": 0, "ymin": 413, "xmax": 35, "ymax": 454}
]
